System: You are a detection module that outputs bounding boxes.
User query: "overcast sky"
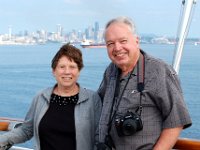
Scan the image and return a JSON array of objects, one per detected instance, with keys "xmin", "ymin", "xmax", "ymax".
[{"xmin": 0, "ymin": 0, "xmax": 199, "ymax": 37}]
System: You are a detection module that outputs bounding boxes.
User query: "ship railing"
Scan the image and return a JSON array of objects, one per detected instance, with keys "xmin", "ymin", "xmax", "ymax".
[
  {"xmin": 9, "ymin": 146, "xmax": 33, "ymax": 150},
  {"xmin": 173, "ymin": 138, "xmax": 200, "ymax": 150},
  {"xmin": 1, "ymin": 117, "xmax": 200, "ymax": 150}
]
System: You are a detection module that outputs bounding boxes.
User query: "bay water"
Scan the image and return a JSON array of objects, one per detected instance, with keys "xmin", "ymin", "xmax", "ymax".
[{"xmin": 0, "ymin": 43, "xmax": 199, "ymax": 148}]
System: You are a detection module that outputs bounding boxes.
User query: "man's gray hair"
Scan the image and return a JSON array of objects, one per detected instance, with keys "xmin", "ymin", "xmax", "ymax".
[{"xmin": 104, "ymin": 16, "xmax": 137, "ymax": 37}]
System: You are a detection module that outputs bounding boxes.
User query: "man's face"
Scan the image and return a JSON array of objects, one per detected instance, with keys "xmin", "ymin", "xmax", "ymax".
[{"xmin": 105, "ymin": 22, "xmax": 140, "ymax": 72}]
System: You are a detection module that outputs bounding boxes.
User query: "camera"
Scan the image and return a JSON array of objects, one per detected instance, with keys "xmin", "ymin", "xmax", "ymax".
[{"xmin": 115, "ymin": 111, "xmax": 143, "ymax": 137}]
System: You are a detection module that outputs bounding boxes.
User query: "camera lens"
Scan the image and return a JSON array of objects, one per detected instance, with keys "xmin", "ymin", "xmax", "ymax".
[{"xmin": 122, "ymin": 119, "xmax": 137, "ymax": 135}]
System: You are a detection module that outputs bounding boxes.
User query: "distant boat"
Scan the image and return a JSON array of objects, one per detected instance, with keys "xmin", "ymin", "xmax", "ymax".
[
  {"xmin": 81, "ymin": 43, "xmax": 106, "ymax": 48},
  {"xmin": 194, "ymin": 41, "xmax": 200, "ymax": 46},
  {"xmin": 80, "ymin": 40, "xmax": 106, "ymax": 48}
]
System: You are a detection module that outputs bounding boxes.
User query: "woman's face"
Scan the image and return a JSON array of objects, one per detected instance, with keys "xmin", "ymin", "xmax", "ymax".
[{"xmin": 52, "ymin": 56, "xmax": 80, "ymax": 89}]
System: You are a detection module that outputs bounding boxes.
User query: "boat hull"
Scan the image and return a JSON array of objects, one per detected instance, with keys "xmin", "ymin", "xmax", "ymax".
[{"xmin": 81, "ymin": 44, "xmax": 106, "ymax": 48}]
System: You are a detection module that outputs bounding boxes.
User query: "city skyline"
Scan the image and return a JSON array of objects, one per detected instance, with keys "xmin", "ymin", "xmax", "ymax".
[
  {"xmin": 1, "ymin": 19, "xmax": 199, "ymax": 46},
  {"xmin": 0, "ymin": 0, "xmax": 199, "ymax": 38}
]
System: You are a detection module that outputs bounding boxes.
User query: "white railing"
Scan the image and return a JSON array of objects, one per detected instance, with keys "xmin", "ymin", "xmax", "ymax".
[
  {"xmin": 172, "ymin": 0, "xmax": 197, "ymax": 73},
  {"xmin": 9, "ymin": 146, "xmax": 33, "ymax": 150}
]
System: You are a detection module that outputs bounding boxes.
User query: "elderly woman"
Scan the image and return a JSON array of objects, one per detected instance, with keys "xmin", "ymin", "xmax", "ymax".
[{"xmin": 0, "ymin": 43, "xmax": 102, "ymax": 150}]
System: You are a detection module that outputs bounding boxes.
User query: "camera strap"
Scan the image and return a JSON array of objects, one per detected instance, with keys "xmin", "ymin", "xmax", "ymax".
[
  {"xmin": 107, "ymin": 51, "xmax": 145, "ymax": 136},
  {"xmin": 137, "ymin": 51, "xmax": 145, "ymax": 116}
]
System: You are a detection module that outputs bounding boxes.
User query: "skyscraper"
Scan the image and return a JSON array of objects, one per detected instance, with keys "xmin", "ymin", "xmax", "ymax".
[
  {"xmin": 94, "ymin": 21, "xmax": 99, "ymax": 32},
  {"xmin": 94, "ymin": 21, "xmax": 99, "ymax": 41}
]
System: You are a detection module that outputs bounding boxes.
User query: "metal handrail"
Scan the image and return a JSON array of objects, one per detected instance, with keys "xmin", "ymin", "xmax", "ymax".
[
  {"xmin": 172, "ymin": 0, "xmax": 197, "ymax": 73},
  {"xmin": 9, "ymin": 146, "xmax": 33, "ymax": 150},
  {"xmin": 173, "ymin": 138, "xmax": 200, "ymax": 150}
]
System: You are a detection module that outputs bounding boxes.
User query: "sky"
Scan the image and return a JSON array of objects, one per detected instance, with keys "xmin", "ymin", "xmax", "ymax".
[{"xmin": 0, "ymin": 0, "xmax": 199, "ymax": 38}]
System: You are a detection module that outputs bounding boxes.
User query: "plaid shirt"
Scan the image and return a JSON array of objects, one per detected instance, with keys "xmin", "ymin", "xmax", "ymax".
[{"xmin": 98, "ymin": 51, "xmax": 192, "ymax": 150}]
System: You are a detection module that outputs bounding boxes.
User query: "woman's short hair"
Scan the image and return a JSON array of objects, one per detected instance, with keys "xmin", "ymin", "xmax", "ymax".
[{"xmin": 51, "ymin": 43, "xmax": 84, "ymax": 70}]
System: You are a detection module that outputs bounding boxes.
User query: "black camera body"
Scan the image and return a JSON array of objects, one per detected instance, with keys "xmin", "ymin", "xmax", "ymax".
[{"xmin": 115, "ymin": 111, "xmax": 143, "ymax": 137}]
